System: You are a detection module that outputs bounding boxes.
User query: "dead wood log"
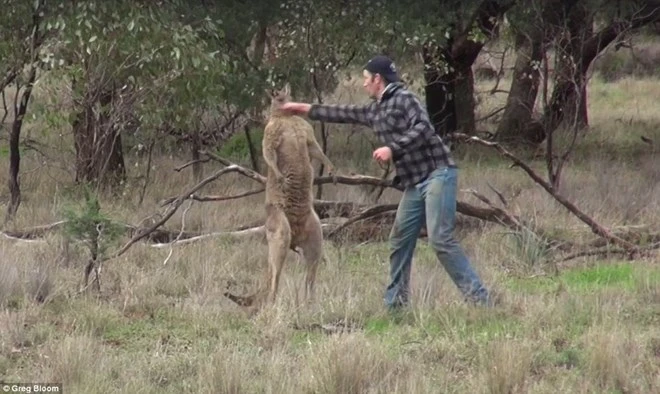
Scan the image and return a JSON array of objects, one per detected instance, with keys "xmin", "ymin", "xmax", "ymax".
[
  {"xmin": 148, "ymin": 222, "xmax": 340, "ymax": 248},
  {"xmin": 0, "ymin": 220, "xmax": 67, "ymax": 239},
  {"xmin": 190, "ymin": 150, "xmax": 536, "ymax": 231},
  {"xmin": 326, "ymin": 204, "xmax": 398, "ymax": 240},
  {"xmin": 557, "ymin": 241, "xmax": 660, "ymax": 264},
  {"xmin": 159, "ymin": 188, "xmax": 264, "ymax": 207},
  {"xmin": 314, "ymin": 200, "xmax": 369, "ymax": 218},
  {"xmin": 450, "ymin": 133, "xmax": 640, "ymax": 254}
]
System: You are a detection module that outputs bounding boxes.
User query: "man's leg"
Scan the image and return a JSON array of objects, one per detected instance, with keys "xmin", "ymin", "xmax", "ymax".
[
  {"xmin": 385, "ymin": 186, "xmax": 424, "ymax": 309},
  {"xmin": 423, "ymin": 167, "xmax": 490, "ymax": 305}
]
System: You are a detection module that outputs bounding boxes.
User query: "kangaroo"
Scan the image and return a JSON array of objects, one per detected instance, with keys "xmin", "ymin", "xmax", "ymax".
[{"xmin": 224, "ymin": 83, "xmax": 337, "ymax": 309}]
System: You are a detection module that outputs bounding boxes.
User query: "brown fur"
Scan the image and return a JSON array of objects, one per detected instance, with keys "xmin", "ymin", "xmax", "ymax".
[{"xmin": 224, "ymin": 83, "xmax": 337, "ymax": 309}]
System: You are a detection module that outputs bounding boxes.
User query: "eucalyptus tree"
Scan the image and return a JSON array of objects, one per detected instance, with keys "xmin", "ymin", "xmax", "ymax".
[
  {"xmin": 41, "ymin": 0, "xmax": 230, "ymax": 189},
  {"xmin": 0, "ymin": 0, "xmax": 47, "ymax": 221}
]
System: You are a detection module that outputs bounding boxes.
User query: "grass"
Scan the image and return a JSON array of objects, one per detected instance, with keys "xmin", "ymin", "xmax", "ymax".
[{"xmin": 0, "ymin": 62, "xmax": 659, "ymax": 393}]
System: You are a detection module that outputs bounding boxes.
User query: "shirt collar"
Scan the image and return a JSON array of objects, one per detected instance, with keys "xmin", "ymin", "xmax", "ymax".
[{"xmin": 377, "ymin": 82, "xmax": 403, "ymax": 103}]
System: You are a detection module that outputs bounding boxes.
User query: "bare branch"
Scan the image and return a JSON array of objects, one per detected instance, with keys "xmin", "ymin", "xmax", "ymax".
[
  {"xmin": 558, "ymin": 241, "xmax": 660, "ymax": 263},
  {"xmin": 450, "ymin": 132, "xmax": 640, "ymax": 253},
  {"xmin": 174, "ymin": 157, "xmax": 211, "ymax": 172},
  {"xmin": 162, "ymin": 200, "xmax": 193, "ymax": 265},
  {"xmin": 486, "ymin": 182, "xmax": 508, "ymax": 207},
  {"xmin": 326, "ymin": 204, "xmax": 398, "ymax": 239},
  {"xmin": 103, "ymin": 165, "xmax": 245, "ymax": 261},
  {"xmin": 475, "ymin": 106, "xmax": 506, "ymax": 123},
  {"xmin": 160, "ymin": 188, "xmax": 265, "ymax": 207}
]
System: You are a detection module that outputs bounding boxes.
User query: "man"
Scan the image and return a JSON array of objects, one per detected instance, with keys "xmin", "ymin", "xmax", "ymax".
[{"xmin": 280, "ymin": 55, "xmax": 491, "ymax": 309}]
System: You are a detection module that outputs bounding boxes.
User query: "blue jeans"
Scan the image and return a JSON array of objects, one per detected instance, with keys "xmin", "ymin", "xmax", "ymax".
[{"xmin": 385, "ymin": 166, "xmax": 490, "ymax": 308}]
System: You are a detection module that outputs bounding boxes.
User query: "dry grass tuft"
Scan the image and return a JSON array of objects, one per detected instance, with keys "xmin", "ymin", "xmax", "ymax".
[{"xmin": 482, "ymin": 339, "xmax": 534, "ymax": 394}]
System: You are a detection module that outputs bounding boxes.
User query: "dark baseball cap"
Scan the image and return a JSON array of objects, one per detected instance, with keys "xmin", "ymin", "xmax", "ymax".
[{"xmin": 364, "ymin": 55, "xmax": 400, "ymax": 83}]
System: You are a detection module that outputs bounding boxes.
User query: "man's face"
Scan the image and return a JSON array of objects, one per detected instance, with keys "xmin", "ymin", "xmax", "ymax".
[{"xmin": 362, "ymin": 70, "xmax": 382, "ymax": 99}]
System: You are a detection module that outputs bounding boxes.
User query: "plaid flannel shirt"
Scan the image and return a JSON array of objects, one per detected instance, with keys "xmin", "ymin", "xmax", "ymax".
[{"xmin": 308, "ymin": 82, "xmax": 456, "ymax": 188}]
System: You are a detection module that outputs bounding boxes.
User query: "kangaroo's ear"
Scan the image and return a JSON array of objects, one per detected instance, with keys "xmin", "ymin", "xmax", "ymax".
[{"xmin": 283, "ymin": 82, "xmax": 291, "ymax": 97}]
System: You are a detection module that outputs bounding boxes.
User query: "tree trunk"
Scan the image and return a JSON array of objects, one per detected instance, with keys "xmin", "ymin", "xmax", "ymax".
[
  {"xmin": 543, "ymin": 5, "xmax": 593, "ymax": 134},
  {"xmin": 243, "ymin": 124, "xmax": 260, "ymax": 173},
  {"xmin": 5, "ymin": 0, "xmax": 44, "ymax": 222},
  {"xmin": 542, "ymin": 0, "xmax": 660, "ymax": 136},
  {"xmin": 422, "ymin": 0, "xmax": 512, "ymax": 138},
  {"xmin": 191, "ymin": 130, "xmax": 203, "ymax": 182},
  {"xmin": 422, "ymin": 45, "xmax": 456, "ymax": 137},
  {"xmin": 6, "ymin": 110, "xmax": 23, "ymax": 223},
  {"xmin": 72, "ymin": 81, "xmax": 126, "ymax": 190},
  {"xmin": 496, "ymin": 32, "xmax": 543, "ymax": 144},
  {"xmin": 453, "ymin": 67, "xmax": 476, "ymax": 134}
]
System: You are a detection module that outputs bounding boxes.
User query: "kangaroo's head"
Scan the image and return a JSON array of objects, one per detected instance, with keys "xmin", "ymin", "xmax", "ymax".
[{"xmin": 268, "ymin": 83, "xmax": 291, "ymax": 114}]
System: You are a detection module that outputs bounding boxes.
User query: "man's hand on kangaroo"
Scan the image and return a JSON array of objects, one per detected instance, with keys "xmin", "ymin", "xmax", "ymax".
[{"xmin": 280, "ymin": 102, "xmax": 311, "ymax": 115}]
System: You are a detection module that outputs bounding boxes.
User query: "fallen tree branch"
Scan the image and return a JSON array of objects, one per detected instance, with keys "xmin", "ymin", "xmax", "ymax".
[
  {"xmin": 97, "ymin": 165, "xmax": 245, "ymax": 267},
  {"xmin": 174, "ymin": 157, "xmax": 211, "ymax": 172},
  {"xmin": 77, "ymin": 165, "xmax": 250, "ymax": 292},
  {"xmin": 450, "ymin": 133, "xmax": 640, "ymax": 253},
  {"xmin": 558, "ymin": 241, "xmax": 660, "ymax": 263},
  {"xmin": 463, "ymin": 188, "xmax": 522, "ymax": 229},
  {"xmin": 193, "ymin": 150, "xmax": 537, "ymax": 232},
  {"xmin": 0, "ymin": 220, "xmax": 67, "ymax": 239},
  {"xmin": 159, "ymin": 188, "xmax": 264, "ymax": 206},
  {"xmin": 326, "ymin": 204, "xmax": 398, "ymax": 238},
  {"xmin": 150, "ymin": 225, "xmax": 267, "ymax": 248},
  {"xmin": 149, "ymin": 222, "xmax": 339, "ymax": 248}
]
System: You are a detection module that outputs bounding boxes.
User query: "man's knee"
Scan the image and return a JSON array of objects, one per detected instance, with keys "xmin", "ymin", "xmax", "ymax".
[
  {"xmin": 389, "ymin": 220, "xmax": 415, "ymax": 248},
  {"xmin": 429, "ymin": 233, "xmax": 456, "ymax": 253}
]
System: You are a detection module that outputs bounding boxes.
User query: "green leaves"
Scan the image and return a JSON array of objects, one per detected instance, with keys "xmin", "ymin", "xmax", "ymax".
[
  {"xmin": 62, "ymin": 188, "xmax": 125, "ymax": 258},
  {"xmin": 34, "ymin": 1, "xmax": 236, "ymax": 140}
]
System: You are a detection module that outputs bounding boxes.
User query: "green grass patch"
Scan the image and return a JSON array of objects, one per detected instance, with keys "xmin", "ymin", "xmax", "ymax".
[
  {"xmin": 365, "ymin": 316, "xmax": 393, "ymax": 335},
  {"xmin": 426, "ymin": 310, "xmax": 524, "ymax": 342},
  {"xmin": 534, "ymin": 346, "xmax": 583, "ymax": 371},
  {"xmin": 561, "ymin": 263, "xmax": 635, "ymax": 290},
  {"xmin": 505, "ymin": 262, "xmax": 659, "ymax": 295}
]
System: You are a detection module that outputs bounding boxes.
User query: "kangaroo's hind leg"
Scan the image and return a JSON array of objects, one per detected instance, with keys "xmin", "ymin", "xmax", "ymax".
[
  {"xmin": 297, "ymin": 210, "xmax": 324, "ymax": 302},
  {"xmin": 265, "ymin": 204, "xmax": 291, "ymax": 304}
]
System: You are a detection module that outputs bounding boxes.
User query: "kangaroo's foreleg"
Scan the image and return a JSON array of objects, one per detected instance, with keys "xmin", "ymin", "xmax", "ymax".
[
  {"xmin": 262, "ymin": 141, "xmax": 285, "ymax": 182},
  {"xmin": 306, "ymin": 129, "xmax": 337, "ymax": 182}
]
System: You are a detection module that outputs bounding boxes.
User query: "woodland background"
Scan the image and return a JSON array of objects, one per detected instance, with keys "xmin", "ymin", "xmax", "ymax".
[{"xmin": 1, "ymin": 1, "xmax": 659, "ymax": 393}]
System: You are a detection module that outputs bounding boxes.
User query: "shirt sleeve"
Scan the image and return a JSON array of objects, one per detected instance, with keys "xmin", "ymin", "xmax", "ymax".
[{"xmin": 308, "ymin": 103, "xmax": 372, "ymax": 126}]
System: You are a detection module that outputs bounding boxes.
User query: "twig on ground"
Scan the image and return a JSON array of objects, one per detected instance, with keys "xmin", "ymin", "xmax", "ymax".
[
  {"xmin": 486, "ymin": 181, "xmax": 508, "ymax": 207},
  {"xmin": 162, "ymin": 199, "xmax": 193, "ymax": 265}
]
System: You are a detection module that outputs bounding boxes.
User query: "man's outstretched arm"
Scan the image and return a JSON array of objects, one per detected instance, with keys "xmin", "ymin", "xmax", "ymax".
[{"xmin": 281, "ymin": 102, "xmax": 372, "ymax": 126}]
